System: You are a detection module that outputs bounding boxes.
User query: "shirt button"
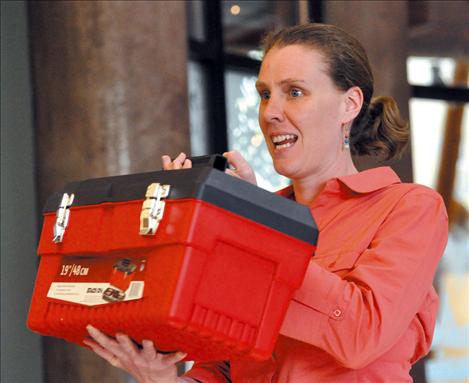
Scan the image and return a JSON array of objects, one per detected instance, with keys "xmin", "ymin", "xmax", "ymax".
[{"xmin": 333, "ymin": 309, "xmax": 342, "ymax": 317}]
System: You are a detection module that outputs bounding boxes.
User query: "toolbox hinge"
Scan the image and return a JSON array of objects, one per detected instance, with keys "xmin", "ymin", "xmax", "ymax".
[
  {"xmin": 53, "ymin": 193, "xmax": 75, "ymax": 243},
  {"xmin": 139, "ymin": 183, "xmax": 170, "ymax": 235}
]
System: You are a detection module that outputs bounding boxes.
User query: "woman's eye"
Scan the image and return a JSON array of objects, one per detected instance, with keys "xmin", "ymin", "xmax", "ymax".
[
  {"xmin": 290, "ymin": 88, "xmax": 303, "ymax": 97},
  {"xmin": 259, "ymin": 90, "xmax": 270, "ymax": 100}
]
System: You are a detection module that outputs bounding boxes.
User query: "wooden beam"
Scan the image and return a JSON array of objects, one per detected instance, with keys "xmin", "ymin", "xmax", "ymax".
[{"xmin": 28, "ymin": 1, "xmax": 189, "ymax": 381}]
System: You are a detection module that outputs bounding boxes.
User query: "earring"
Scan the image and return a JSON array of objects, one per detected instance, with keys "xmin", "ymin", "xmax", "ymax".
[{"xmin": 343, "ymin": 125, "xmax": 350, "ymax": 150}]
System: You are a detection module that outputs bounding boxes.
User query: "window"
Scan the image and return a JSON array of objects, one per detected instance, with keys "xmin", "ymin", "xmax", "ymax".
[
  {"xmin": 186, "ymin": 0, "xmax": 313, "ymax": 190},
  {"xmin": 408, "ymin": 56, "xmax": 469, "ymax": 383}
]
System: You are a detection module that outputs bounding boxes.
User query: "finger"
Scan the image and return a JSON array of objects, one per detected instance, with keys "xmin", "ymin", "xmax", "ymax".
[
  {"xmin": 175, "ymin": 152, "xmax": 187, "ymax": 163},
  {"xmin": 223, "ymin": 150, "xmax": 242, "ymax": 167},
  {"xmin": 161, "ymin": 155, "xmax": 172, "ymax": 170},
  {"xmin": 141, "ymin": 339, "xmax": 157, "ymax": 362},
  {"xmin": 225, "ymin": 169, "xmax": 241, "ymax": 179},
  {"xmin": 84, "ymin": 338, "xmax": 122, "ymax": 368},
  {"xmin": 172, "ymin": 152, "xmax": 186, "ymax": 170},
  {"xmin": 223, "ymin": 151, "xmax": 257, "ymax": 185},
  {"xmin": 224, "ymin": 150, "xmax": 249, "ymax": 173},
  {"xmin": 115, "ymin": 333, "xmax": 140, "ymax": 360},
  {"xmin": 223, "ymin": 150, "xmax": 249, "ymax": 175},
  {"xmin": 86, "ymin": 325, "xmax": 122, "ymax": 357},
  {"xmin": 223, "ymin": 151, "xmax": 235, "ymax": 168},
  {"xmin": 182, "ymin": 159, "xmax": 192, "ymax": 169},
  {"xmin": 172, "ymin": 162, "xmax": 181, "ymax": 170},
  {"xmin": 161, "ymin": 351, "xmax": 187, "ymax": 365}
]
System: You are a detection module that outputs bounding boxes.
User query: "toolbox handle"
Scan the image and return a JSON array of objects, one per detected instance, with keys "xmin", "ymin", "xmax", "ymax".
[{"xmin": 189, "ymin": 154, "xmax": 228, "ymax": 171}]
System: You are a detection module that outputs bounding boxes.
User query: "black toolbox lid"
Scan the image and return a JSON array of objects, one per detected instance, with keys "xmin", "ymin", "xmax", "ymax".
[{"xmin": 43, "ymin": 155, "xmax": 318, "ymax": 245}]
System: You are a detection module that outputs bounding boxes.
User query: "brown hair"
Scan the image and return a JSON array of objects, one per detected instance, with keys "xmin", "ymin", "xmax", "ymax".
[{"xmin": 262, "ymin": 23, "xmax": 409, "ymax": 161}]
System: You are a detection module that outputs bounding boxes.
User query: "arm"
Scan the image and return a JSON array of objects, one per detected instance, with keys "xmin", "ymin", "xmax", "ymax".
[
  {"xmin": 84, "ymin": 327, "xmax": 229, "ymax": 383},
  {"xmin": 281, "ymin": 190, "xmax": 448, "ymax": 369},
  {"xmin": 183, "ymin": 361, "xmax": 231, "ymax": 383},
  {"xmin": 85, "ymin": 325, "xmax": 187, "ymax": 383}
]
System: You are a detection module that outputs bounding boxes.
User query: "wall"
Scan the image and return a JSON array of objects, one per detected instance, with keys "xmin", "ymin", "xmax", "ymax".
[{"xmin": 1, "ymin": 1, "xmax": 44, "ymax": 382}]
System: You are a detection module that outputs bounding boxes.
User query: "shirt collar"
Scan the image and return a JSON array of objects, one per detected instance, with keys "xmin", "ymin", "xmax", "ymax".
[
  {"xmin": 275, "ymin": 166, "xmax": 401, "ymax": 198},
  {"xmin": 336, "ymin": 166, "xmax": 401, "ymax": 194}
]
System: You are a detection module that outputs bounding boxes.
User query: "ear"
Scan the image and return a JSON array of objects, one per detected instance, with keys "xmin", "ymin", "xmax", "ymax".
[{"xmin": 341, "ymin": 86, "xmax": 363, "ymax": 124}]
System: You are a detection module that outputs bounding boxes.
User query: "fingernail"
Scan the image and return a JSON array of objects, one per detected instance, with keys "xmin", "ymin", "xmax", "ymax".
[
  {"xmin": 86, "ymin": 324, "xmax": 97, "ymax": 333},
  {"xmin": 177, "ymin": 352, "xmax": 187, "ymax": 357}
]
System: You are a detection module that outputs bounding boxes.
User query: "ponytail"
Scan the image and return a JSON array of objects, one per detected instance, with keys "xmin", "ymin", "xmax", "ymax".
[{"xmin": 350, "ymin": 96, "xmax": 409, "ymax": 161}]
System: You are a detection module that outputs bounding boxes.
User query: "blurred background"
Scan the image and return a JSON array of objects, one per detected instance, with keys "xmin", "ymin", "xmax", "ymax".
[{"xmin": 1, "ymin": 1, "xmax": 468, "ymax": 382}]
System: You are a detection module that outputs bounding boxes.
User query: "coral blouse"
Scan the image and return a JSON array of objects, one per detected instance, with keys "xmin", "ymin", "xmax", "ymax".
[{"xmin": 184, "ymin": 167, "xmax": 448, "ymax": 383}]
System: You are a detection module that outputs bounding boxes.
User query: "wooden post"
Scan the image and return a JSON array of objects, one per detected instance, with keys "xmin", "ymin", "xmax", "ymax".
[
  {"xmin": 436, "ymin": 61, "xmax": 468, "ymax": 226},
  {"xmin": 28, "ymin": 1, "xmax": 189, "ymax": 381},
  {"xmin": 324, "ymin": 0, "xmax": 413, "ymax": 182}
]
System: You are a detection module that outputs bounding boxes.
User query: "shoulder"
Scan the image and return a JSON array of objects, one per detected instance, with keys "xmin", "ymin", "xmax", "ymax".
[
  {"xmin": 386, "ymin": 182, "xmax": 442, "ymax": 197},
  {"xmin": 356, "ymin": 181, "xmax": 448, "ymax": 225},
  {"xmin": 381, "ymin": 182, "xmax": 448, "ymax": 220},
  {"xmin": 338, "ymin": 167, "xmax": 441, "ymax": 205},
  {"xmin": 385, "ymin": 182, "xmax": 445, "ymax": 204}
]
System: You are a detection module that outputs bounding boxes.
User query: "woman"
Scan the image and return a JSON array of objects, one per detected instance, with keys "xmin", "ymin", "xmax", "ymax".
[{"xmin": 84, "ymin": 23, "xmax": 448, "ymax": 382}]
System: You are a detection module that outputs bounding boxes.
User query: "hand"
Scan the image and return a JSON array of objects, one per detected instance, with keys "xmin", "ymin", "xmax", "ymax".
[
  {"xmin": 161, "ymin": 151, "xmax": 257, "ymax": 186},
  {"xmin": 223, "ymin": 150, "xmax": 257, "ymax": 185},
  {"xmin": 161, "ymin": 152, "xmax": 192, "ymax": 170},
  {"xmin": 84, "ymin": 324, "xmax": 187, "ymax": 383}
]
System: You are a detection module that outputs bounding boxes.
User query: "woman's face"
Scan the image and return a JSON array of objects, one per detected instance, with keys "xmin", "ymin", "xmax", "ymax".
[{"xmin": 256, "ymin": 44, "xmax": 351, "ymax": 180}]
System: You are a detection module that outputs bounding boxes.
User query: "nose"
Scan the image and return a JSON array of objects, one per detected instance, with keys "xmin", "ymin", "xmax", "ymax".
[{"xmin": 260, "ymin": 94, "xmax": 285, "ymax": 124}]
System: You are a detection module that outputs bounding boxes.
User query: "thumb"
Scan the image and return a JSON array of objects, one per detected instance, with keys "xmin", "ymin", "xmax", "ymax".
[{"xmin": 223, "ymin": 151, "xmax": 257, "ymax": 185}]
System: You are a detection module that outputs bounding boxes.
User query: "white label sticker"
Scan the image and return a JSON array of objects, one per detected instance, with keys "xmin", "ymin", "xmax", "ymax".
[{"xmin": 47, "ymin": 281, "xmax": 144, "ymax": 306}]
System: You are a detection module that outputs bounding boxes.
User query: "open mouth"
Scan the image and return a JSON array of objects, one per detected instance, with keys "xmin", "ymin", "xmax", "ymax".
[{"xmin": 271, "ymin": 134, "xmax": 298, "ymax": 150}]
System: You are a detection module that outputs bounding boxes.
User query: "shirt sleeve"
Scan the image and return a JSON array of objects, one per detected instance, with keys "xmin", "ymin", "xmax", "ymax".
[
  {"xmin": 280, "ymin": 189, "xmax": 448, "ymax": 369},
  {"xmin": 184, "ymin": 361, "xmax": 231, "ymax": 382}
]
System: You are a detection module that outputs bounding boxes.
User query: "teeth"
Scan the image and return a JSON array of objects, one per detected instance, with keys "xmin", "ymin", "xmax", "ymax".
[
  {"xmin": 272, "ymin": 134, "xmax": 296, "ymax": 143},
  {"xmin": 276, "ymin": 142, "xmax": 294, "ymax": 149}
]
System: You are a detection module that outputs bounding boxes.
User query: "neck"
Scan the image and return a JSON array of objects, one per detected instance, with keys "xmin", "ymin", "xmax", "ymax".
[{"xmin": 292, "ymin": 157, "xmax": 358, "ymax": 206}]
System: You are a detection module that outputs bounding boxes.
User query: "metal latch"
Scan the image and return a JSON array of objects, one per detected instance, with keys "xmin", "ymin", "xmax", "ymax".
[
  {"xmin": 139, "ymin": 183, "xmax": 170, "ymax": 235},
  {"xmin": 53, "ymin": 193, "xmax": 75, "ymax": 243}
]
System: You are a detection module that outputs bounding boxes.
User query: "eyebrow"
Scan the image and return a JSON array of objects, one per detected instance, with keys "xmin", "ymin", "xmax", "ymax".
[{"xmin": 255, "ymin": 78, "xmax": 307, "ymax": 89}]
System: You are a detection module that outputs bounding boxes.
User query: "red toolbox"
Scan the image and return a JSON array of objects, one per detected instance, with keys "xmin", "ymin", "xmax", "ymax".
[{"xmin": 28, "ymin": 155, "xmax": 318, "ymax": 361}]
